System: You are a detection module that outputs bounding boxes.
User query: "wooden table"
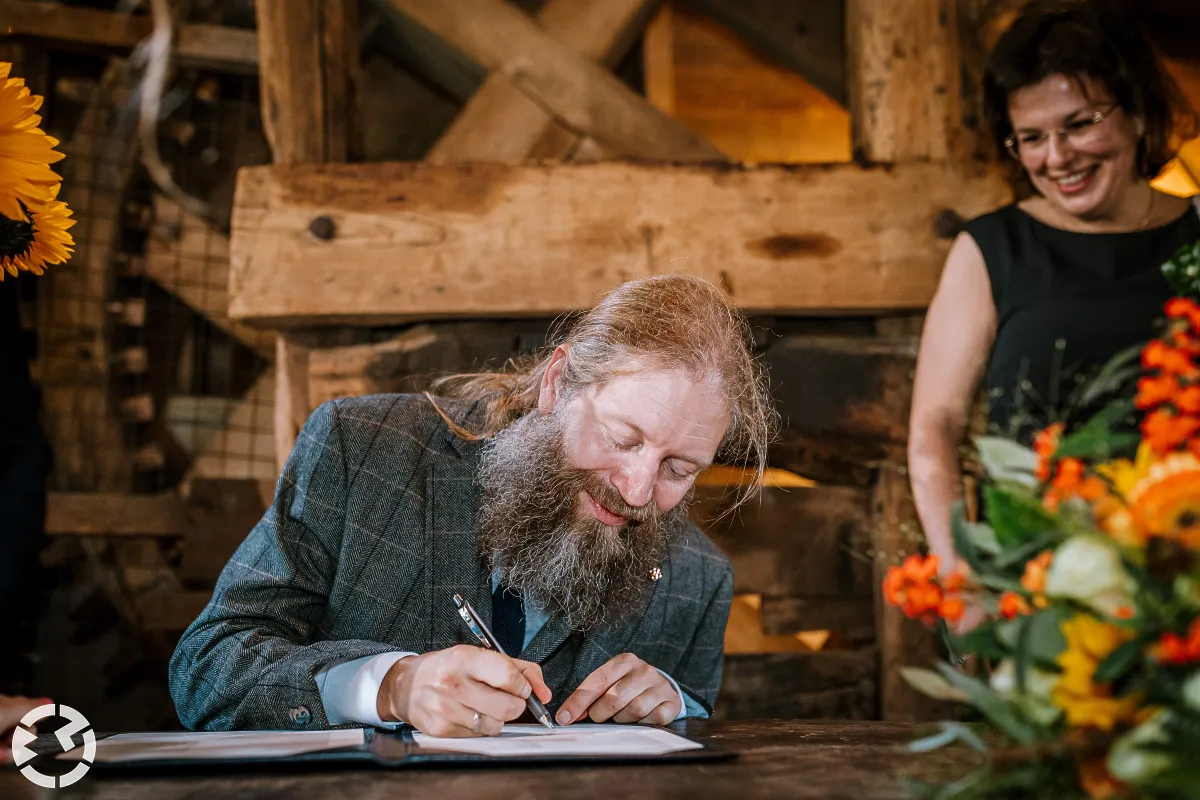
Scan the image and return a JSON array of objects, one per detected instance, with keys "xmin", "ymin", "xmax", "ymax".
[{"xmin": 1, "ymin": 720, "xmax": 974, "ymax": 799}]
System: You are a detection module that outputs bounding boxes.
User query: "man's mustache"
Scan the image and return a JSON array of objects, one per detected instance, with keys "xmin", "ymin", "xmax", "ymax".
[{"xmin": 574, "ymin": 472, "xmax": 659, "ymax": 524}]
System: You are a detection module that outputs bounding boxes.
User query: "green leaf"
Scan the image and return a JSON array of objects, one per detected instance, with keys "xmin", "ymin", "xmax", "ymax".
[
  {"xmin": 1093, "ymin": 638, "xmax": 1147, "ymax": 684},
  {"xmin": 975, "ymin": 437, "xmax": 1039, "ymax": 487},
  {"xmin": 1027, "ymin": 608, "xmax": 1069, "ymax": 669},
  {"xmin": 1054, "ymin": 426, "xmax": 1140, "ymax": 462},
  {"xmin": 983, "ymin": 484, "xmax": 1059, "ymax": 548},
  {"xmin": 947, "ymin": 623, "xmax": 1009, "ymax": 661},
  {"xmin": 964, "ymin": 521, "xmax": 1001, "ymax": 556},
  {"xmin": 906, "ymin": 721, "xmax": 989, "ymax": 754},
  {"xmin": 900, "ymin": 667, "xmax": 970, "ymax": 703},
  {"xmin": 950, "ymin": 500, "xmax": 987, "ymax": 575},
  {"xmin": 993, "ymin": 531, "xmax": 1061, "ymax": 571},
  {"xmin": 934, "ymin": 663, "xmax": 1041, "ymax": 744},
  {"xmin": 975, "ymin": 573, "xmax": 1026, "ymax": 593}
]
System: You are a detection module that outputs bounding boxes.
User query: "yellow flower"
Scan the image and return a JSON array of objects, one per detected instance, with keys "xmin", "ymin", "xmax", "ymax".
[
  {"xmin": 1051, "ymin": 614, "xmax": 1140, "ymax": 731},
  {"xmin": 0, "ymin": 183, "xmax": 75, "ymax": 279},
  {"xmin": 0, "ymin": 61, "xmax": 66, "ymax": 220}
]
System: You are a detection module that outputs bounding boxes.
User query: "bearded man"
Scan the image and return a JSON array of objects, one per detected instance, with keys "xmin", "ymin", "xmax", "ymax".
[{"xmin": 169, "ymin": 275, "xmax": 775, "ymax": 737}]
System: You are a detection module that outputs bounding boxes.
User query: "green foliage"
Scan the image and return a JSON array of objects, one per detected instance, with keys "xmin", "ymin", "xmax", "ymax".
[
  {"xmin": 1162, "ymin": 239, "xmax": 1200, "ymax": 300},
  {"xmin": 983, "ymin": 485, "xmax": 1060, "ymax": 549}
]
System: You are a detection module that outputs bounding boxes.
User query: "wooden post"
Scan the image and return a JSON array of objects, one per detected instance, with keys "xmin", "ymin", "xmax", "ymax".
[
  {"xmin": 846, "ymin": 0, "xmax": 989, "ymax": 721},
  {"xmin": 846, "ymin": 0, "xmax": 963, "ymax": 162},
  {"xmin": 254, "ymin": 0, "xmax": 359, "ymax": 466}
]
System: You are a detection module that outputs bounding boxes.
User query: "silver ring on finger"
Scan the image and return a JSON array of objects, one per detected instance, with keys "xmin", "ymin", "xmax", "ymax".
[{"xmin": 472, "ymin": 711, "xmax": 481, "ymax": 735}]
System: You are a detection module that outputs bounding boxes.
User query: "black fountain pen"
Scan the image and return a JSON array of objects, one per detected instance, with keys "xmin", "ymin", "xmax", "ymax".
[{"xmin": 452, "ymin": 593, "xmax": 555, "ymax": 729}]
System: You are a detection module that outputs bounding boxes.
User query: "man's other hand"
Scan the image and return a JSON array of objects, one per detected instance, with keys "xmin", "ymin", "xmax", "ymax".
[
  {"xmin": 557, "ymin": 653, "xmax": 680, "ymax": 726},
  {"xmin": 1, "ymin": 695, "xmax": 52, "ymax": 765},
  {"xmin": 377, "ymin": 646, "xmax": 551, "ymax": 737}
]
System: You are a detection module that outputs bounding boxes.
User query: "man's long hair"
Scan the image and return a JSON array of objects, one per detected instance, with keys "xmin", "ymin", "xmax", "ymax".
[{"xmin": 426, "ymin": 275, "xmax": 778, "ymax": 509}]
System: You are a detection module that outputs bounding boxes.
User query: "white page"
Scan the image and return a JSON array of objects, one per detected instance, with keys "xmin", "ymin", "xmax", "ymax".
[
  {"xmin": 411, "ymin": 723, "xmax": 702, "ymax": 757},
  {"xmin": 57, "ymin": 728, "xmax": 366, "ymax": 764}
]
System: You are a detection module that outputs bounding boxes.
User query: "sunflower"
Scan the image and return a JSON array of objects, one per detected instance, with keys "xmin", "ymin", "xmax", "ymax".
[
  {"xmin": 0, "ymin": 183, "xmax": 74, "ymax": 279},
  {"xmin": 0, "ymin": 61, "xmax": 66, "ymax": 220}
]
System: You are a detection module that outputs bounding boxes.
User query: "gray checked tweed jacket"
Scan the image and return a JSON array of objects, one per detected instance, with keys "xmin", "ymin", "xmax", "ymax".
[{"xmin": 168, "ymin": 394, "xmax": 734, "ymax": 731}]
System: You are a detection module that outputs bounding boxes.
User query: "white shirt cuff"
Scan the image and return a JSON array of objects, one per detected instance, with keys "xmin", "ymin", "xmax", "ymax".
[
  {"xmin": 315, "ymin": 652, "xmax": 415, "ymax": 728},
  {"xmin": 655, "ymin": 668, "xmax": 689, "ymax": 722}
]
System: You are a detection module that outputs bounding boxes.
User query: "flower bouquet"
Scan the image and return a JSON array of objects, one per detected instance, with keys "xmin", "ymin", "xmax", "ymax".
[{"xmin": 887, "ymin": 249, "xmax": 1200, "ymax": 799}]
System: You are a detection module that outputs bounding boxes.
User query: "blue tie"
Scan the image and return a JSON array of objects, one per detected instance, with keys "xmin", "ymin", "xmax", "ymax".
[{"xmin": 491, "ymin": 583, "xmax": 525, "ymax": 658}]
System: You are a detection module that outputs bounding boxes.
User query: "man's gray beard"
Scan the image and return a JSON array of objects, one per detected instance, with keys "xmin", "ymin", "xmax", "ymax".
[{"xmin": 477, "ymin": 410, "xmax": 687, "ymax": 632}]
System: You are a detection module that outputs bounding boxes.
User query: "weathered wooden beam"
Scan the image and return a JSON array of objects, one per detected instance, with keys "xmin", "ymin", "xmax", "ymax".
[
  {"xmin": 846, "ymin": 0, "xmax": 964, "ymax": 162},
  {"xmin": 255, "ymin": 0, "xmax": 359, "ymax": 166},
  {"xmin": 46, "ymin": 492, "xmax": 189, "ymax": 537},
  {"xmin": 228, "ymin": 161, "xmax": 1010, "ymax": 327},
  {"xmin": 255, "ymin": 0, "xmax": 359, "ymax": 466},
  {"xmin": 134, "ymin": 590, "xmax": 212, "ymax": 631},
  {"xmin": 716, "ymin": 650, "xmax": 878, "ymax": 721},
  {"xmin": 692, "ymin": 485, "xmax": 874, "ymax": 598},
  {"xmin": 427, "ymin": 0, "xmax": 659, "ymax": 165},
  {"xmin": 381, "ymin": 0, "xmax": 723, "ymax": 161},
  {"xmin": 0, "ymin": 0, "xmax": 258, "ymax": 73},
  {"xmin": 872, "ymin": 468, "xmax": 954, "ymax": 722},
  {"xmin": 681, "ymin": 0, "xmax": 845, "ymax": 105},
  {"xmin": 765, "ymin": 335, "xmax": 917, "ymax": 446}
]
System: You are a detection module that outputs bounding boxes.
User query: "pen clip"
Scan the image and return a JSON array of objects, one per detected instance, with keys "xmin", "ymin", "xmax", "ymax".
[{"xmin": 453, "ymin": 594, "xmax": 495, "ymax": 650}]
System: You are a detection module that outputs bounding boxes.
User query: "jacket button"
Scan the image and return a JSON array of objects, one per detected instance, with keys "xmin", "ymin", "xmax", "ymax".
[{"xmin": 289, "ymin": 706, "xmax": 312, "ymax": 726}]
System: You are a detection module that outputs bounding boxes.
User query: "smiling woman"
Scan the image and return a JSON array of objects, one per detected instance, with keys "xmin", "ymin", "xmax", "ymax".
[{"xmin": 907, "ymin": 0, "xmax": 1200, "ymax": 603}]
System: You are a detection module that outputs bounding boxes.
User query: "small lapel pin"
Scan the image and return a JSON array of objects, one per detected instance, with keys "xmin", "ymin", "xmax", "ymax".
[{"xmin": 649, "ymin": 567, "xmax": 662, "ymax": 581}]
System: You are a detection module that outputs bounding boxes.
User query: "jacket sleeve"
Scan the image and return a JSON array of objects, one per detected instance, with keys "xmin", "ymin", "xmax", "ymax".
[
  {"xmin": 168, "ymin": 400, "xmax": 399, "ymax": 731},
  {"xmin": 671, "ymin": 564, "xmax": 734, "ymax": 716}
]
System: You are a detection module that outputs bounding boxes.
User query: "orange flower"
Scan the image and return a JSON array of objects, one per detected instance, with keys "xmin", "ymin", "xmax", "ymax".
[
  {"xmin": 1150, "ymin": 619, "xmax": 1200, "ymax": 665},
  {"xmin": 938, "ymin": 596, "xmax": 965, "ymax": 623},
  {"xmin": 1143, "ymin": 339, "xmax": 1199, "ymax": 378},
  {"xmin": 1176, "ymin": 385, "xmax": 1200, "ymax": 415},
  {"xmin": 1165, "ymin": 297, "xmax": 1200, "ymax": 333},
  {"xmin": 998, "ymin": 591, "xmax": 1032, "ymax": 619},
  {"xmin": 1034, "ymin": 422, "xmax": 1065, "ymax": 482},
  {"xmin": 1135, "ymin": 374, "xmax": 1179, "ymax": 410},
  {"xmin": 882, "ymin": 554, "xmax": 967, "ymax": 625},
  {"xmin": 1020, "ymin": 550, "xmax": 1055, "ymax": 593},
  {"xmin": 1045, "ymin": 458, "xmax": 1110, "ymax": 511},
  {"xmin": 1078, "ymin": 757, "xmax": 1124, "ymax": 800},
  {"xmin": 1142, "ymin": 409, "xmax": 1200, "ymax": 455}
]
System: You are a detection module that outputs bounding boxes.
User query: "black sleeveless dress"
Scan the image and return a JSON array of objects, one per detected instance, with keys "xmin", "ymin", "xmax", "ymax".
[{"xmin": 962, "ymin": 203, "xmax": 1200, "ymax": 443}]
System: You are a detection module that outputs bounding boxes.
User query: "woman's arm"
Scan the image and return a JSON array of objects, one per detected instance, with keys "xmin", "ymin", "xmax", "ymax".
[{"xmin": 908, "ymin": 232, "xmax": 997, "ymax": 577}]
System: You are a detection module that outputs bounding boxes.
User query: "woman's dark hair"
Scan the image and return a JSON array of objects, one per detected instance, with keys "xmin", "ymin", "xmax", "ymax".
[{"xmin": 983, "ymin": 0, "xmax": 1197, "ymax": 180}]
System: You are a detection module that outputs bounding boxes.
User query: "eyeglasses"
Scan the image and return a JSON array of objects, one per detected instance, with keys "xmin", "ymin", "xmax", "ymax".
[{"xmin": 1004, "ymin": 105, "xmax": 1120, "ymax": 160}]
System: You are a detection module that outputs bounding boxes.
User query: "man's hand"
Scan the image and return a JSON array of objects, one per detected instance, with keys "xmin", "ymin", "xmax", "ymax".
[
  {"xmin": 377, "ymin": 646, "xmax": 551, "ymax": 738},
  {"xmin": 1, "ymin": 695, "xmax": 52, "ymax": 765},
  {"xmin": 556, "ymin": 653, "xmax": 680, "ymax": 726}
]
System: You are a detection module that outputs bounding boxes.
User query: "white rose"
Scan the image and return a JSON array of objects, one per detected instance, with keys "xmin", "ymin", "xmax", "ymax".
[
  {"xmin": 1108, "ymin": 710, "xmax": 1174, "ymax": 785},
  {"xmin": 1183, "ymin": 671, "xmax": 1200, "ymax": 713},
  {"xmin": 989, "ymin": 658, "xmax": 1058, "ymax": 700},
  {"xmin": 1045, "ymin": 536, "xmax": 1137, "ymax": 618}
]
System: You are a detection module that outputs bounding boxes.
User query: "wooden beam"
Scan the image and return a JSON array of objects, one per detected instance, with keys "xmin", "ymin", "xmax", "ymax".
[
  {"xmin": 227, "ymin": 161, "xmax": 1011, "ymax": 327},
  {"xmin": 759, "ymin": 596, "xmax": 876, "ymax": 638},
  {"xmin": 382, "ymin": 0, "xmax": 723, "ymax": 161},
  {"xmin": 255, "ymin": 0, "xmax": 359, "ymax": 467},
  {"xmin": 716, "ymin": 650, "xmax": 877, "ymax": 721},
  {"xmin": 846, "ymin": 0, "xmax": 964, "ymax": 162},
  {"xmin": 427, "ymin": 0, "xmax": 660, "ymax": 164},
  {"xmin": 691, "ymin": 485, "xmax": 874, "ymax": 598},
  {"xmin": 254, "ymin": 0, "xmax": 359, "ymax": 166},
  {"xmin": 681, "ymin": 0, "xmax": 845, "ymax": 105},
  {"xmin": 765, "ymin": 335, "xmax": 918, "ymax": 445},
  {"xmin": 0, "ymin": 0, "xmax": 258, "ymax": 73},
  {"xmin": 46, "ymin": 492, "xmax": 189, "ymax": 537},
  {"xmin": 872, "ymin": 468, "xmax": 954, "ymax": 722}
]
